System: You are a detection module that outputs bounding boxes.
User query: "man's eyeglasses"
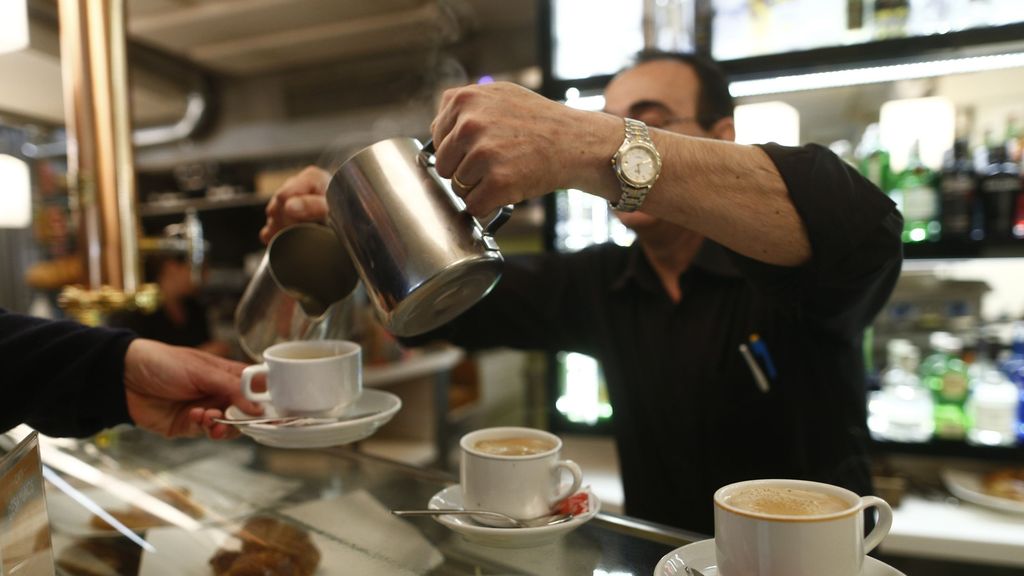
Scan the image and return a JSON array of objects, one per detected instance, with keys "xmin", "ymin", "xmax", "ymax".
[
  {"xmin": 613, "ymin": 99, "xmax": 710, "ymax": 131},
  {"xmin": 642, "ymin": 115, "xmax": 699, "ymax": 130}
]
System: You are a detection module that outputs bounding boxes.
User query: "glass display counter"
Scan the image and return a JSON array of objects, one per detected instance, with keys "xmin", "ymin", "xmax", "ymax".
[{"xmin": 35, "ymin": 428, "xmax": 703, "ymax": 575}]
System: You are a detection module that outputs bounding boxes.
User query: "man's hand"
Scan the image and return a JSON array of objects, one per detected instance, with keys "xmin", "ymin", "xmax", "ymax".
[
  {"xmin": 430, "ymin": 81, "xmax": 620, "ymax": 218},
  {"xmin": 260, "ymin": 166, "xmax": 331, "ymax": 244},
  {"xmin": 123, "ymin": 339, "xmax": 263, "ymax": 439}
]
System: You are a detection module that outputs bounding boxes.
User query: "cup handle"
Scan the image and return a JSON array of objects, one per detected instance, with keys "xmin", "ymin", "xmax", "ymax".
[
  {"xmin": 241, "ymin": 364, "xmax": 272, "ymax": 404},
  {"xmin": 553, "ymin": 459, "xmax": 583, "ymax": 503},
  {"xmin": 860, "ymin": 495, "xmax": 894, "ymax": 554}
]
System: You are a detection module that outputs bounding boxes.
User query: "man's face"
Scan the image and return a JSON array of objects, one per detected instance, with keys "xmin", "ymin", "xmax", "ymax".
[{"xmin": 602, "ymin": 59, "xmax": 729, "ymax": 231}]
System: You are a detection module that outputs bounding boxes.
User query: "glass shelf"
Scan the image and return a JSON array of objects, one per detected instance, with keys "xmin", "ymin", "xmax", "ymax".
[
  {"xmin": 902, "ymin": 238, "xmax": 1024, "ymax": 260},
  {"xmin": 870, "ymin": 437, "xmax": 1024, "ymax": 463},
  {"xmin": 718, "ymin": 23, "xmax": 1024, "ymax": 79},
  {"xmin": 137, "ymin": 193, "xmax": 266, "ymax": 217}
]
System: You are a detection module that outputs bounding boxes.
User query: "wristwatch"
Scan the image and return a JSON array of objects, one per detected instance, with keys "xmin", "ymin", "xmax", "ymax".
[{"xmin": 610, "ymin": 118, "xmax": 662, "ymax": 212}]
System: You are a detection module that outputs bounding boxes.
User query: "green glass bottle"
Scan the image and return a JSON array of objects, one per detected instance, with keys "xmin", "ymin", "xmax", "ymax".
[
  {"xmin": 891, "ymin": 141, "xmax": 940, "ymax": 243},
  {"xmin": 856, "ymin": 124, "xmax": 892, "ymax": 193},
  {"xmin": 922, "ymin": 333, "xmax": 971, "ymax": 440},
  {"xmin": 1006, "ymin": 114, "xmax": 1022, "ymax": 165}
]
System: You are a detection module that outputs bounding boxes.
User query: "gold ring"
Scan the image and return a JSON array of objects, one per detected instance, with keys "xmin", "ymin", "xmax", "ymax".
[{"xmin": 452, "ymin": 174, "xmax": 476, "ymax": 192}]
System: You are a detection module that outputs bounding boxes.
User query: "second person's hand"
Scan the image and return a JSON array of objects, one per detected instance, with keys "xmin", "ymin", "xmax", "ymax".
[
  {"xmin": 124, "ymin": 339, "xmax": 264, "ymax": 439},
  {"xmin": 260, "ymin": 166, "xmax": 332, "ymax": 244}
]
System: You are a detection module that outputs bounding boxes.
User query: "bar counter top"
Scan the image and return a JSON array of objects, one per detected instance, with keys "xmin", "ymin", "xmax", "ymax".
[{"xmin": 35, "ymin": 427, "xmax": 704, "ymax": 575}]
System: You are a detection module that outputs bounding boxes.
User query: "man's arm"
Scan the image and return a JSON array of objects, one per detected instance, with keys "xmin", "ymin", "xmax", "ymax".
[
  {"xmin": 0, "ymin": 309, "xmax": 259, "ymax": 438},
  {"xmin": 401, "ymin": 249, "xmax": 612, "ymax": 356},
  {"xmin": 721, "ymin": 144, "xmax": 903, "ymax": 337},
  {"xmin": 640, "ymin": 134, "xmax": 810, "ymax": 266},
  {"xmin": 0, "ymin": 309, "xmax": 135, "ymax": 436},
  {"xmin": 430, "ymin": 82, "xmax": 810, "ymax": 266}
]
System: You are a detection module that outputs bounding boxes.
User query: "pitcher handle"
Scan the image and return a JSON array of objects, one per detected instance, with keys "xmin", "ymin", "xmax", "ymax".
[
  {"xmin": 418, "ymin": 138, "xmax": 436, "ymax": 167},
  {"xmin": 484, "ymin": 205, "xmax": 515, "ymax": 235},
  {"xmin": 420, "ymin": 138, "xmax": 515, "ymax": 234}
]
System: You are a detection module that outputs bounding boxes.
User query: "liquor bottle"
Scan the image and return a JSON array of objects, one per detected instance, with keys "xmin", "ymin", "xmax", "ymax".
[
  {"xmin": 891, "ymin": 141, "xmax": 940, "ymax": 242},
  {"xmin": 1014, "ymin": 191, "xmax": 1024, "ymax": 239},
  {"xmin": 871, "ymin": 339, "xmax": 934, "ymax": 442},
  {"xmin": 1007, "ymin": 114, "xmax": 1023, "ymax": 165},
  {"xmin": 979, "ymin": 143, "xmax": 1023, "ymax": 241},
  {"xmin": 939, "ymin": 139, "xmax": 977, "ymax": 241},
  {"xmin": 856, "ymin": 124, "xmax": 892, "ymax": 193},
  {"xmin": 848, "ymin": 0, "xmax": 866, "ymax": 38},
  {"xmin": 1000, "ymin": 322, "xmax": 1024, "ymax": 443},
  {"xmin": 874, "ymin": 0, "xmax": 910, "ymax": 38},
  {"xmin": 908, "ymin": 0, "xmax": 948, "ymax": 35},
  {"xmin": 966, "ymin": 333, "xmax": 1018, "ymax": 446},
  {"xmin": 923, "ymin": 332, "xmax": 970, "ymax": 440}
]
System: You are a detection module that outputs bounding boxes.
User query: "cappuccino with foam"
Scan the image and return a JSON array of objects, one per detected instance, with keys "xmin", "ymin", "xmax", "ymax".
[
  {"xmin": 714, "ymin": 479, "xmax": 894, "ymax": 576},
  {"xmin": 473, "ymin": 437, "xmax": 556, "ymax": 456},
  {"xmin": 726, "ymin": 485, "xmax": 850, "ymax": 516}
]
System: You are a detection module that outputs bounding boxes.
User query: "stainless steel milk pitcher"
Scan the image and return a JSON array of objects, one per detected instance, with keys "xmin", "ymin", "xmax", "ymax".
[
  {"xmin": 235, "ymin": 223, "xmax": 359, "ymax": 360},
  {"xmin": 326, "ymin": 137, "xmax": 512, "ymax": 337}
]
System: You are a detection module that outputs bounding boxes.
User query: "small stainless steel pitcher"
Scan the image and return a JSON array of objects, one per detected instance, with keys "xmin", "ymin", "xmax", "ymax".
[
  {"xmin": 235, "ymin": 223, "xmax": 359, "ymax": 360},
  {"xmin": 327, "ymin": 137, "xmax": 512, "ymax": 337}
]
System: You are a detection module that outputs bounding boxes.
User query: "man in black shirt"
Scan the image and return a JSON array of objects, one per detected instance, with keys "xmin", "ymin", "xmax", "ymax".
[{"xmin": 262, "ymin": 51, "xmax": 902, "ymax": 534}]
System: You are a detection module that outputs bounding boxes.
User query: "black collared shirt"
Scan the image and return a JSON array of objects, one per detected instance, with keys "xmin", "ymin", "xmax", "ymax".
[
  {"xmin": 0, "ymin": 309, "xmax": 135, "ymax": 436},
  {"xmin": 418, "ymin": 143, "xmax": 903, "ymax": 534}
]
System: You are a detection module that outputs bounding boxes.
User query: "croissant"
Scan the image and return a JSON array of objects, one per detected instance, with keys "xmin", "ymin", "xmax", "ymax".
[
  {"xmin": 210, "ymin": 516, "xmax": 320, "ymax": 576},
  {"xmin": 983, "ymin": 468, "xmax": 1024, "ymax": 502}
]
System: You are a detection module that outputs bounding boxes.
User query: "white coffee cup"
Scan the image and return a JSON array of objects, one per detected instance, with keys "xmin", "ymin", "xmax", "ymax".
[
  {"xmin": 241, "ymin": 340, "xmax": 361, "ymax": 417},
  {"xmin": 460, "ymin": 427, "xmax": 582, "ymax": 524},
  {"xmin": 714, "ymin": 479, "xmax": 894, "ymax": 576}
]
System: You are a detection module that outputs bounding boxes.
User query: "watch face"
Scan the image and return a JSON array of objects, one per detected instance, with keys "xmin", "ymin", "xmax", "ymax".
[{"xmin": 619, "ymin": 145, "xmax": 659, "ymax": 186}]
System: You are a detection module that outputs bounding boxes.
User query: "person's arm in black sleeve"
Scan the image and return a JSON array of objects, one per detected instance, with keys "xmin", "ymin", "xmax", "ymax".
[
  {"xmin": 726, "ymin": 143, "xmax": 903, "ymax": 337},
  {"xmin": 0, "ymin": 308, "xmax": 136, "ymax": 437},
  {"xmin": 401, "ymin": 247, "xmax": 607, "ymax": 357}
]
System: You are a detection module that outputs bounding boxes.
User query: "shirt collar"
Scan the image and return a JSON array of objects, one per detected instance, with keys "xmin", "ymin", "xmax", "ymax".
[{"xmin": 610, "ymin": 239, "xmax": 741, "ymax": 293}]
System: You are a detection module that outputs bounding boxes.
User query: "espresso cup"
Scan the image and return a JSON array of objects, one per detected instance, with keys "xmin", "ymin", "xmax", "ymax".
[
  {"xmin": 241, "ymin": 340, "xmax": 361, "ymax": 417},
  {"xmin": 460, "ymin": 427, "xmax": 582, "ymax": 525},
  {"xmin": 714, "ymin": 479, "xmax": 894, "ymax": 576}
]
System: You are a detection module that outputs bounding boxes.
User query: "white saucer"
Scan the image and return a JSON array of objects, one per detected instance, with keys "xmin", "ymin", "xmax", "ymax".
[
  {"xmin": 654, "ymin": 539, "xmax": 906, "ymax": 576},
  {"xmin": 426, "ymin": 484, "xmax": 600, "ymax": 548},
  {"xmin": 225, "ymin": 389, "xmax": 401, "ymax": 449},
  {"xmin": 942, "ymin": 468, "xmax": 1024, "ymax": 515}
]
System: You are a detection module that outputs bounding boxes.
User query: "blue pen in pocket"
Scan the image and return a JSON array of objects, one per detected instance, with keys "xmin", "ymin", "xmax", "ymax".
[
  {"xmin": 748, "ymin": 333, "xmax": 778, "ymax": 381},
  {"xmin": 739, "ymin": 343, "xmax": 771, "ymax": 393}
]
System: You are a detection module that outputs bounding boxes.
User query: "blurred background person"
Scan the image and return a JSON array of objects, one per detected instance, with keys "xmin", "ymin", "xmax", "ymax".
[{"xmin": 109, "ymin": 231, "xmax": 231, "ymax": 358}]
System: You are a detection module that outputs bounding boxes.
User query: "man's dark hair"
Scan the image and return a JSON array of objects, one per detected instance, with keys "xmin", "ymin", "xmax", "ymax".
[{"xmin": 633, "ymin": 50, "xmax": 734, "ymax": 131}]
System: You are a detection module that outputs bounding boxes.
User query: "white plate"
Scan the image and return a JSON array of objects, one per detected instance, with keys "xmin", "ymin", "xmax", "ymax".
[
  {"xmin": 942, "ymin": 468, "xmax": 1024, "ymax": 514},
  {"xmin": 427, "ymin": 484, "xmax": 600, "ymax": 548},
  {"xmin": 225, "ymin": 389, "xmax": 401, "ymax": 449},
  {"xmin": 654, "ymin": 539, "xmax": 906, "ymax": 576}
]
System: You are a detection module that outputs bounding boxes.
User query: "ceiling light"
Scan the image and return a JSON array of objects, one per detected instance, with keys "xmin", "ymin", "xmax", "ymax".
[
  {"xmin": 0, "ymin": 154, "xmax": 31, "ymax": 229},
  {"xmin": 0, "ymin": 0, "xmax": 29, "ymax": 54}
]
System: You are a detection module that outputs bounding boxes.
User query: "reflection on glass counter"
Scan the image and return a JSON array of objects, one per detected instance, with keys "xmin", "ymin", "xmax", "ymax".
[{"xmin": 16, "ymin": 427, "xmax": 699, "ymax": 575}]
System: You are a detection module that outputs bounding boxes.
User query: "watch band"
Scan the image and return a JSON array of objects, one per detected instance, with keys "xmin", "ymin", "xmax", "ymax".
[{"xmin": 610, "ymin": 118, "xmax": 658, "ymax": 212}]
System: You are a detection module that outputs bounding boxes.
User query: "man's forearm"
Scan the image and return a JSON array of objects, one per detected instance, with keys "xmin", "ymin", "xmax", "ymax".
[
  {"xmin": 643, "ymin": 134, "xmax": 811, "ymax": 267},
  {"xmin": 570, "ymin": 112, "xmax": 811, "ymax": 267}
]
